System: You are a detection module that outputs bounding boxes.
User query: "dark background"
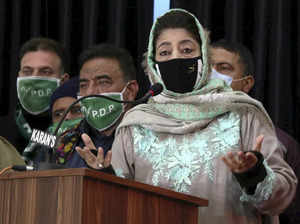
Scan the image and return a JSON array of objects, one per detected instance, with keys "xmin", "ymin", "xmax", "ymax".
[{"xmin": 0, "ymin": 0, "xmax": 299, "ymax": 149}]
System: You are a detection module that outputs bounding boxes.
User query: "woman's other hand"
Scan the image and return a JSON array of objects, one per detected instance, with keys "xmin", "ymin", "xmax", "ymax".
[{"xmin": 222, "ymin": 135, "xmax": 264, "ymax": 173}]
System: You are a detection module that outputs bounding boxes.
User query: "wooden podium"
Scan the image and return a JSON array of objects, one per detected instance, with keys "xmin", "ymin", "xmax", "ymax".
[{"xmin": 0, "ymin": 168, "xmax": 208, "ymax": 224}]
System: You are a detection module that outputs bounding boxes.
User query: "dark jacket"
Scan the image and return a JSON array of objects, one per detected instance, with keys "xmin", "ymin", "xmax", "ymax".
[
  {"xmin": 45, "ymin": 119, "xmax": 114, "ymax": 168},
  {"xmin": 276, "ymin": 127, "xmax": 300, "ymax": 224}
]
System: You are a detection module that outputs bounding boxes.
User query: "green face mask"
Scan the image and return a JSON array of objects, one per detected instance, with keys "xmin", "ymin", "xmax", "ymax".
[
  {"xmin": 17, "ymin": 76, "xmax": 60, "ymax": 115},
  {"xmin": 48, "ymin": 118, "xmax": 83, "ymax": 136},
  {"xmin": 79, "ymin": 91, "xmax": 125, "ymax": 132}
]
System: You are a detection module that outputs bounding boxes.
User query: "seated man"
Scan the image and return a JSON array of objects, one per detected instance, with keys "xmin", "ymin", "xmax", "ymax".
[
  {"xmin": 49, "ymin": 76, "xmax": 82, "ymax": 134},
  {"xmin": 54, "ymin": 43, "xmax": 139, "ymax": 169},
  {"xmin": 15, "ymin": 37, "xmax": 70, "ymax": 153},
  {"xmin": 23, "ymin": 77, "xmax": 82, "ymax": 164},
  {"xmin": 210, "ymin": 39, "xmax": 300, "ymax": 224},
  {"xmin": 0, "ymin": 136, "xmax": 25, "ymax": 170}
]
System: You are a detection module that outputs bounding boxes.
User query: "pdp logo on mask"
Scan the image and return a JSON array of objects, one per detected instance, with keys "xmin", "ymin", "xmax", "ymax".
[
  {"xmin": 17, "ymin": 76, "xmax": 60, "ymax": 115},
  {"xmin": 79, "ymin": 93, "xmax": 125, "ymax": 131}
]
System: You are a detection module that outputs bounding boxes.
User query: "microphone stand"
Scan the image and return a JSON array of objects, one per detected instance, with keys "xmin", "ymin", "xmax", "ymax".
[
  {"xmin": 34, "ymin": 96, "xmax": 134, "ymax": 171},
  {"xmin": 36, "ymin": 146, "xmax": 66, "ymax": 170},
  {"xmin": 52, "ymin": 83, "xmax": 163, "ymax": 139},
  {"xmin": 52, "ymin": 95, "xmax": 138, "ymax": 137},
  {"xmin": 40, "ymin": 83, "xmax": 163, "ymax": 170},
  {"xmin": 31, "ymin": 96, "xmax": 133, "ymax": 170},
  {"xmin": 15, "ymin": 84, "xmax": 162, "ymax": 171}
]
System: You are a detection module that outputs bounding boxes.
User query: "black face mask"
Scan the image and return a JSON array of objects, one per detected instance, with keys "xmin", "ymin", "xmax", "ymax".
[{"xmin": 155, "ymin": 56, "xmax": 202, "ymax": 94}]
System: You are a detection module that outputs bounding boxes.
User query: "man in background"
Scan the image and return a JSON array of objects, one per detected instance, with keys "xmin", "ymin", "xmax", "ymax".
[
  {"xmin": 56, "ymin": 43, "xmax": 139, "ymax": 169},
  {"xmin": 23, "ymin": 77, "xmax": 82, "ymax": 164},
  {"xmin": 210, "ymin": 39, "xmax": 300, "ymax": 224},
  {"xmin": 15, "ymin": 37, "xmax": 69, "ymax": 153}
]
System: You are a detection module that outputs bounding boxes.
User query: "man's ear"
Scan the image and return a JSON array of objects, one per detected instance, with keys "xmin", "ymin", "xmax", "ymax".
[
  {"xmin": 125, "ymin": 80, "xmax": 139, "ymax": 101},
  {"xmin": 242, "ymin": 75, "xmax": 255, "ymax": 94},
  {"xmin": 60, "ymin": 73, "xmax": 70, "ymax": 85}
]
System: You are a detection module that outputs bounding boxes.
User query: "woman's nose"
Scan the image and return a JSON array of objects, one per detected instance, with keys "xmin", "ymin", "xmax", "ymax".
[{"xmin": 169, "ymin": 50, "xmax": 181, "ymax": 60}]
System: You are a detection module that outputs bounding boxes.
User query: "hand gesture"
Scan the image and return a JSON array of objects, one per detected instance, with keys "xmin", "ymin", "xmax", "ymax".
[
  {"xmin": 75, "ymin": 133, "xmax": 112, "ymax": 169},
  {"xmin": 222, "ymin": 135, "xmax": 264, "ymax": 173}
]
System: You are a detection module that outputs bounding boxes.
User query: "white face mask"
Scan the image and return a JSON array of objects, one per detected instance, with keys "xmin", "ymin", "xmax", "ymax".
[{"xmin": 210, "ymin": 69, "xmax": 233, "ymax": 86}]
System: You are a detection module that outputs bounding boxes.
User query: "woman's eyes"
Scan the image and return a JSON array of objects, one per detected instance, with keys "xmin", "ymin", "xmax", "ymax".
[
  {"xmin": 158, "ymin": 48, "xmax": 193, "ymax": 57},
  {"xmin": 182, "ymin": 48, "xmax": 193, "ymax": 54},
  {"xmin": 159, "ymin": 50, "xmax": 170, "ymax": 56}
]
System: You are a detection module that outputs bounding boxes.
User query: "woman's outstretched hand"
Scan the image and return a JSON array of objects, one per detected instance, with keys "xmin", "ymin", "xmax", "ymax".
[
  {"xmin": 222, "ymin": 135, "xmax": 264, "ymax": 173},
  {"xmin": 75, "ymin": 133, "xmax": 112, "ymax": 169}
]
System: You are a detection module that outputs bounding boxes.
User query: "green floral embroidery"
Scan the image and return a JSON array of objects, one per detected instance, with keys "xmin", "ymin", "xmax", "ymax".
[
  {"xmin": 153, "ymin": 103, "xmax": 225, "ymax": 121},
  {"xmin": 210, "ymin": 113, "xmax": 241, "ymax": 149},
  {"xmin": 132, "ymin": 112, "xmax": 240, "ymax": 193},
  {"xmin": 115, "ymin": 168, "xmax": 125, "ymax": 178}
]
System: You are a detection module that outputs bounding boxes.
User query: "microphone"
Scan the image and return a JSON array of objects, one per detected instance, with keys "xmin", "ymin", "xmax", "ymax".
[
  {"xmin": 29, "ymin": 83, "xmax": 163, "ymax": 170},
  {"xmin": 12, "ymin": 165, "xmax": 35, "ymax": 171},
  {"xmin": 137, "ymin": 82, "xmax": 163, "ymax": 104},
  {"xmin": 53, "ymin": 83, "xmax": 163, "ymax": 137},
  {"xmin": 126, "ymin": 82, "xmax": 163, "ymax": 105}
]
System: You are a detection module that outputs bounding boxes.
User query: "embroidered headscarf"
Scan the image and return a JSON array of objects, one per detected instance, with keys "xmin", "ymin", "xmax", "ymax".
[
  {"xmin": 147, "ymin": 8, "xmax": 222, "ymax": 96},
  {"xmin": 117, "ymin": 9, "xmax": 274, "ymax": 134}
]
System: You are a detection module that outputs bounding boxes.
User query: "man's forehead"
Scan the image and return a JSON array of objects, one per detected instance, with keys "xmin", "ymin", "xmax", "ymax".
[
  {"xmin": 53, "ymin": 97, "xmax": 77, "ymax": 110},
  {"xmin": 81, "ymin": 65, "xmax": 119, "ymax": 74},
  {"xmin": 20, "ymin": 50, "xmax": 61, "ymax": 68},
  {"xmin": 80, "ymin": 58, "xmax": 122, "ymax": 78},
  {"xmin": 212, "ymin": 48, "xmax": 240, "ymax": 62}
]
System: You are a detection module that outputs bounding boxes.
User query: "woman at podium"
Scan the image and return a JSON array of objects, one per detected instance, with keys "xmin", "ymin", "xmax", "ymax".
[{"xmin": 100, "ymin": 9, "xmax": 296, "ymax": 224}]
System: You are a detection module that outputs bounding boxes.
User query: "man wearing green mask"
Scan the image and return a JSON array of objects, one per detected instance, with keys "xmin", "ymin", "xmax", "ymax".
[
  {"xmin": 56, "ymin": 43, "xmax": 139, "ymax": 169},
  {"xmin": 23, "ymin": 77, "xmax": 83, "ymax": 163},
  {"xmin": 15, "ymin": 37, "xmax": 70, "ymax": 153}
]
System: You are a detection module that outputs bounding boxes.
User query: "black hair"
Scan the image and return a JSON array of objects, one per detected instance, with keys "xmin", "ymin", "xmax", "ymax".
[
  {"xmin": 211, "ymin": 39, "xmax": 255, "ymax": 76},
  {"xmin": 78, "ymin": 43, "xmax": 136, "ymax": 82},
  {"xmin": 19, "ymin": 37, "xmax": 68, "ymax": 74},
  {"xmin": 152, "ymin": 10, "xmax": 201, "ymax": 55}
]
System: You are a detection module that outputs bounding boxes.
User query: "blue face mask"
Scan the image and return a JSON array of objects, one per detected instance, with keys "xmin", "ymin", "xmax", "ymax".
[{"xmin": 210, "ymin": 69, "xmax": 233, "ymax": 86}]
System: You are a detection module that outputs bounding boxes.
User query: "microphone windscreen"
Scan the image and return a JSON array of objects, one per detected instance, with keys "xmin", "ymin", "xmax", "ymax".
[{"xmin": 150, "ymin": 83, "xmax": 163, "ymax": 96}]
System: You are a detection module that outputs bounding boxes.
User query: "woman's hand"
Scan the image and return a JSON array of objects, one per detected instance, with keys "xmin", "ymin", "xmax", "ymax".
[
  {"xmin": 75, "ymin": 133, "xmax": 112, "ymax": 169},
  {"xmin": 222, "ymin": 135, "xmax": 264, "ymax": 173}
]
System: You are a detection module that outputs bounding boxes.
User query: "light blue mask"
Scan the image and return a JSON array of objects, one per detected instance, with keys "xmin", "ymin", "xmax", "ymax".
[{"xmin": 210, "ymin": 69, "xmax": 233, "ymax": 86}]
